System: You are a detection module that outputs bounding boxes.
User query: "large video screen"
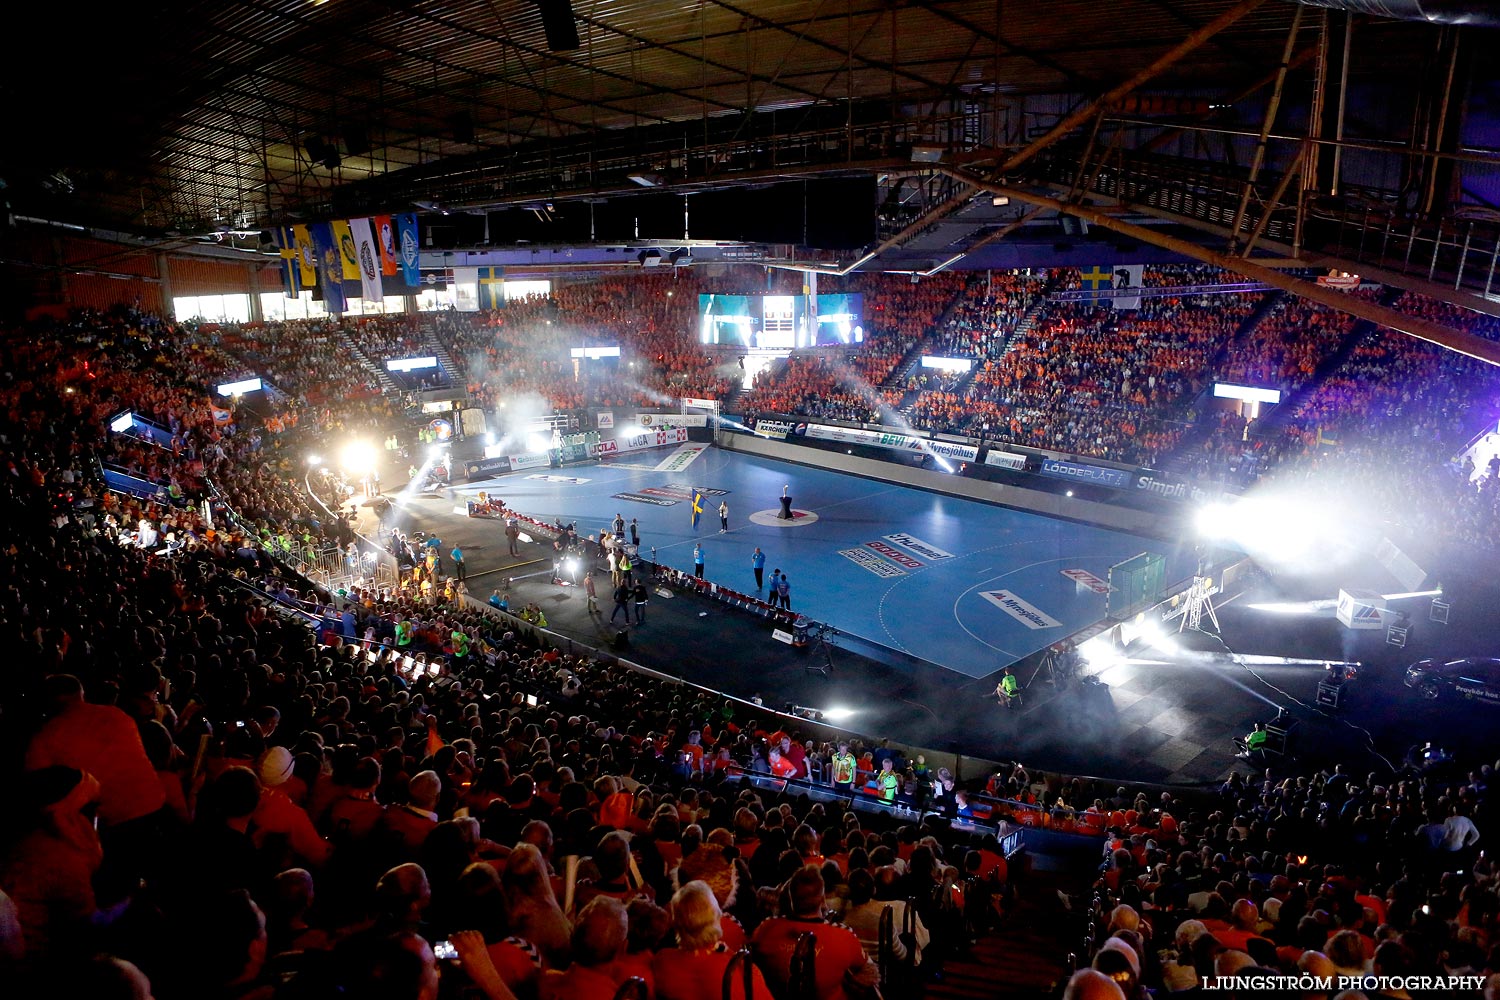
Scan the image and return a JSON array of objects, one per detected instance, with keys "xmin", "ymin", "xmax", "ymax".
[{"xmin": 698, "ymin": 293, "xmax": 864, "ymax": 349}]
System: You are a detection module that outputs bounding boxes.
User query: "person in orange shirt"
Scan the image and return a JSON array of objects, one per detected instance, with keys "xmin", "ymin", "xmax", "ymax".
[{"xmin": 767, "ymin": 747, "xmax": 797, "ymax": 780}]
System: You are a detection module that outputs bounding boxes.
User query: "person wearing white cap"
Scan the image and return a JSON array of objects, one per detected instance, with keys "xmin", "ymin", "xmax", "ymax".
[{"xmin": 250, "ymin": 746, "xmax": 330, "ymax": 868}]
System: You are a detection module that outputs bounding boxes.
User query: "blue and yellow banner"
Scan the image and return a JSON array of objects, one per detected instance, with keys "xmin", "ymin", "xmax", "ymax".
[
  {"xmin": 272, "ymin": 227, "xmax": 302, "ymax": 297},
  {"xmin": 291, "ymin": 224, "xmax": 318, "ymax": 289},
  {"xmin": 331, "ymin": 219, "xmax": 361, "ymax": 281},
  {"xmin": 309, "ymin": 222, "xmax": 347, "ymax": 314},
  {"xmin": 477, "ymin": 266, "xmax": 505, "ymax": 310},
  {"xmin": 690, "ymin": 489, "xmax": 704, "ymax": 530}
]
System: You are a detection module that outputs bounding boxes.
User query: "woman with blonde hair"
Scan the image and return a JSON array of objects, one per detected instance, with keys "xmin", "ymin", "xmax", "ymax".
[
  {"xmin": 652, "ymin": 880, "xmax": 772, "ymax": 1000},
  {"xmin": 501, "ymin": 842, "xmax": 572, "ymax": 966}
]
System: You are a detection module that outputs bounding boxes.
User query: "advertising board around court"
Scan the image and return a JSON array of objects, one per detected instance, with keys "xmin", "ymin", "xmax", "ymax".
[
  {"xmin": 801, "ymin": 422, "xmax": 979, "ymax": 461},
  {"xmin": 508, "ymin": 452, "xmax": 551, "ymax": 471},
  {"xmin": 1038, "ymin": 458, "xmax": 1133, "ymax": 490},
  {"xmin": 639, "ymin": 413, "xmax": 709, "ymax": 428},
  {"xmin": 463, "ymin": 457, "xmax": 511, "ymax": 480},
  {"xmin": 982, "ymin": 449, "xmax": 1028, "ymax": 471},
  {"xmin": 598, "ymin": 426, "xmax": 689, "ymax": 456}
]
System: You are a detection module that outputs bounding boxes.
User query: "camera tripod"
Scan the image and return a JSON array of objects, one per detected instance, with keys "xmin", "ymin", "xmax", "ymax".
[{"xmin": 804, "ymin": 621, "xmax": 839, "ymax": 677}]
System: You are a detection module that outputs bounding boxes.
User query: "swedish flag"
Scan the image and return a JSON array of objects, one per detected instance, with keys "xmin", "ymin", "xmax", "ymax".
[{"xmin": 691, "ymin": 490, "xmax": 704, "ymax": 530}]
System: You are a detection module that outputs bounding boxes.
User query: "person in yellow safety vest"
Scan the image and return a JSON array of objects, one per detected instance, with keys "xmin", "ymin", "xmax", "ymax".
[
  {"xmin": 1237, "ymin": 721, "xmax": 1268, "ymax": 757},
  {"xmin": 996, "ymin": 668, "xmax": 1022, "ymax": 710},
  {"xmin": 831, "ymin": 743, "xmax": 857, "ymax": 797},
  {"xmin": 619, "ymin": 552, "xmax": 632, "ymax": 578},
  {"xmin": 876, "ymin": 758, "xmax": 899, "ymax": 804}
]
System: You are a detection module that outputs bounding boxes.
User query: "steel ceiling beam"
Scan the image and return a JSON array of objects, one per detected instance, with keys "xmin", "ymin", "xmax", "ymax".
[
  {"xmin": 1001, "ymin": 0, "xmax": 1271, "ymax": 176},
  {"xmin": 900, "ymin": 0, "xmax": 1105, "ymax": 91},
  {"xmin": 705, "ymin": 0, "xmax": 955, "ymax": 96},
  {"xmin": 843, "ymin": 0, "xmax": 1274, "ymax": 268},
  {"xmin": 942, "ymin": 165, "xmax": 1500, "ymax": 367},
  {"xmin": 567, "ymin": 9, "xmax": 833, "ymax": 110}
]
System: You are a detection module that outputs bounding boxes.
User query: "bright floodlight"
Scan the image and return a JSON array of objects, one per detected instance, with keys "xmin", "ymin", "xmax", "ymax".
[
  {"xmin": 340, "ymin": 442, "xmax": 376, "ymax": 474},
  {"xmin": 1196, "ymin": 496, "xmax": 1327, "ymax": 562},
  {"xmin": 564, "ymin": 558, "xmax": 578, "ymax": 574},
  {"xmin": 1078, "ymin": 635, "xmax": 1123, "ymax": 670},
  {"xmin": 306, "ymin": 454, "xmax": 322, "ymax": 466},
  {"xmin": 1194, "ymin": 502, "xmax": 1236, "ymax": 540},
  {"xmin": 822, "ymin": 707, "xmax": 855, "ymax": 722}
]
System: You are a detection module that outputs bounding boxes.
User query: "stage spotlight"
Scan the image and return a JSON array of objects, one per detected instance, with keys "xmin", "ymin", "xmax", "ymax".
[
  {"xmin": 1078, "ymin": 635, "xmax": 1123, "ymax": 669},
  {"xmin": 307, "ymin": 454, "xmax": 322, "ymax": 466},
  {"xmin": 1195, "ymin": 501, "xmax": 1235, "ymax": 540},
  {"xmin": 484, "ymin": 433, "xmax": 496, "ymax": 446},
  {"xmin": 340, "ymin": 442, "xmax": 375, "ymax": 474},
  {"xmin": 822, "ymin": 707, "xmax": 855, "ymax": 722}
]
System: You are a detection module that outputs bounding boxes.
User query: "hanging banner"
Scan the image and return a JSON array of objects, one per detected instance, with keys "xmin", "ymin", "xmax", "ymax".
[
  {"xmin": 374, "ymin": 215, "xmax": 400, "ymax": 276},
  {"xmin": 451, "ymin": 267, "xmax": 479, "ymax": 312},
  {"xmin": 291, "ymin": 224, "xmax": 318, "ymax": 289},
  {"xmin": 309, "ymin": 222, "xmax": 347, "ymax": 314},
  {"xmin": 1110, "ymin": 264, "xmax": 1144, "ymax": 310},
  {"xmin": 331, "ymin": 220, "xmax": 361, "ymax": 280},
  {"xmin": 272, "ymin": 227, "xmax": 302, "ymax": 296},
  {"xmin": 349, "ymin": 218, "xmax": 384, "ymax": 303},
  {"xmin": 396, "ymin": 213, "xmax": 421, "ymax": 287},
  {"xmin": 477, "ymin": 266, "xmax": 506, "ymax": 310}
]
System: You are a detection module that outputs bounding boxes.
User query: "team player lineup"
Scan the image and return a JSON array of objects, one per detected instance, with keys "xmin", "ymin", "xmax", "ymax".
[{"xmin": 434, "ymin": 442, "xmax": 1196, "ymax": 677}]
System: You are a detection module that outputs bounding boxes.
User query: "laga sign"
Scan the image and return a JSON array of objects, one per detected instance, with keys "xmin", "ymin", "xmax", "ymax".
[{"xmin": 1062, "ymin": 568, "xmax": 1112, "ymax": 594}]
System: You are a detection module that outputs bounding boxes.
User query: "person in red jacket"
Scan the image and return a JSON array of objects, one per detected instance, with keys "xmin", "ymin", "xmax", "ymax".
[
  {"xmin": 655, "ymin": 880, "xmax": 773, "ymax": 1000},
  {"xmin": 25, "ymin": 674, "xmax": 164, "ymax": 829},
  {"xmin": 751, "ymin": 866, "xmax": 877, "ymax": 1000},
  {"xmin": 539, "ymin": 896, "xmax": 630, "ymax": 1000},
  {"xmin": 380, "ymin": 769, "xmax": 442, "ymax": 860},
  {"xmin": 250, "ymin": 747, "xmax": 331, "ymax": 870}
]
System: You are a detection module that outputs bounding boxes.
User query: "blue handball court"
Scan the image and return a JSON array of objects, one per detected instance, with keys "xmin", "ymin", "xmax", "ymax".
[{"xmin": 456, "ymin": 441, "xmax": 1199, "ymax": 679}]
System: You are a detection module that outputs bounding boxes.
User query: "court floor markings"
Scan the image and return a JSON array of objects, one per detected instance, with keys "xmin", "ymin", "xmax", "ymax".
[{"xmin": 950, "ymin": 554, "xmax": 1102, "ymax": 664}]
